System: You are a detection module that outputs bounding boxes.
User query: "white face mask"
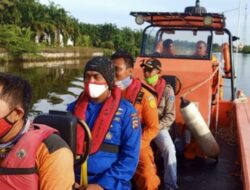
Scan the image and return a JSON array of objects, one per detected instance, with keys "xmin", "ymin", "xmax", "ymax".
[
  {"xmin": 115, "ymin": 76, "xmax": 132, "ymax": 90},
  {"xmin": 86, "ymin": 83, "xmax": 108, "ymax": 98}
]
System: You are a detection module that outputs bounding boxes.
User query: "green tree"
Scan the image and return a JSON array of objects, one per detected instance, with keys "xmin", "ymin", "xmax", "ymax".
[
  {"xmin": 0, "ymin": 0, "xmax": 20, "ymax": 25},
  {"xmin": 241, "ymin": 46, "xmax": 250, "ymax": 54},
  {"xmin": 0, "ymin": 0, "xmax": 142, "ymax": 57},
  {"xmin": 212, "ymin": 43, "xmax": 220, "ymax": 52},
  {"xmin": 0, "ymin": 25, "xmax": 38, "ymax": 60}
]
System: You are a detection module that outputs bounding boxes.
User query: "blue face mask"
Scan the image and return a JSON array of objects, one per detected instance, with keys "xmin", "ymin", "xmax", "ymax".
[{"xmin": 115, "ymin": 76, "xmax": 132, "ymax": 90}]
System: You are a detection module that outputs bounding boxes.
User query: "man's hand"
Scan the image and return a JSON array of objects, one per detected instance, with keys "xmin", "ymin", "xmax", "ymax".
[
  {"xmin": 75, "ymin": 182, "xmax": 84, "ymax": 190},
  {"xmin": 155, "ymin": 40, "xmax": 163, "ymax": 54},
  {"xmin": 84, "ymin": 184, "xmax": 104, "ymax": 190}
]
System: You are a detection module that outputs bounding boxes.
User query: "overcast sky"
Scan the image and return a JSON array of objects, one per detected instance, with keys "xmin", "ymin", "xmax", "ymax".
[{"xmin": 39, "ymin": 0, "xmax": 250, "ymax": 44}]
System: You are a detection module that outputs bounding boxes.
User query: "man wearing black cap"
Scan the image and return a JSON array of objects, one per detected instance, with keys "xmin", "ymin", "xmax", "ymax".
[
  {"xmin": 67, "ymin": 56, "xmax": 141, "ymax": 190},
  {"xmin": 141, "ymin": 58, "xmax": 178, "ymax": 190}
]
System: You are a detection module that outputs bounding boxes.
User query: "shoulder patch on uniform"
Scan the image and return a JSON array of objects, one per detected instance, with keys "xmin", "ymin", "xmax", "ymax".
[
  {"xmin": 115, "ymin": 111, "xmax": 122, "ymax": 116},
  {"xmin": 105, "ymin": 132, "xmax": 112, "ymax": 140},
  {"xmin": 149, "ymin": 99, "xmax": 157, "ymax": 108},
  {"xmin": 148, "ymin": 95, "xmax": 155, "ymax": 101},
  {"xmin": 169, "ymin": 95, "xmax": 175, "ymax": 102},
  {"xmin": 131, "ymin": 113, "xmax": 140, "ymax": 129},
  {"xmin": 114, "ymin": 117, "xmax": 121, "ymax": 122},
  {"xmin": 147, "ymin": 95, "xmax": 157, "ymax": 108}
]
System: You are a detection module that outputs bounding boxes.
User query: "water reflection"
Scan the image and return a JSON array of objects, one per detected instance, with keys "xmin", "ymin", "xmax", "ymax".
[
  {"xmin": 1, "ymin": 54, "xmax": 250, "ymax": 117},
  {"xmin": 0, "ymin": 59, "xmax": 87, "ymax": 118}
]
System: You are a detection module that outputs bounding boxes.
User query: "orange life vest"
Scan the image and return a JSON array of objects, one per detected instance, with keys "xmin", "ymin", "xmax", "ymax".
[
  {"xmin": 124, "ymin": 78, "xmax": 142, "ymax": 105},
  {"xmin": 0, "ymin": 124, "xmax": 56, "ymax": 190},
  {"xmin": 74, "ymin": 87, "xmax": 121, "ymax": 155},
  {"xmin": 154, "ymin": 77, "xmax": 166, "ymax": 106}
]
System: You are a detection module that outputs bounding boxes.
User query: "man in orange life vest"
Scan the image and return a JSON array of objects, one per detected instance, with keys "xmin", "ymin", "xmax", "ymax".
[
  {"xmin": 141, "ymin": 59, "xmax": 178, "ymax": 190},
  {"xmin": 0, "ymin": 73, "xmax": 74, "ymax": 190},
  {"xmin": 111, "ymin": 51, "xmax": 160, "ymax": 190},
  {"xmin": 67, "ymin": 56, "xmax": 141, "ymax": 190}
]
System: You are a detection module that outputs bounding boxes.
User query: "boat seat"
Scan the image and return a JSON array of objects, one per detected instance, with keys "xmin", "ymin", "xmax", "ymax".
[
  {"xmin": 161, "ymin": 75, "xmax": 181, "ymax": 95},
  {"xmin": 33, "ymin": 110, "xmax": 77, "ymax": 156}
]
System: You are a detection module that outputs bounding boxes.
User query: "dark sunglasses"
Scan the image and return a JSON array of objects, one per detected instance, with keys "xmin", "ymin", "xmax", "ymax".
[{"xmin": 142, "ymin": 67, "xmax": 154, "ymax": 73}]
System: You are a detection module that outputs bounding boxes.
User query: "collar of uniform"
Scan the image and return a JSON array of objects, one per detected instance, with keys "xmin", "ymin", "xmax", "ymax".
[{"xmin": 0, "ymin": 119, "xmax": 30, "ymax": 149}]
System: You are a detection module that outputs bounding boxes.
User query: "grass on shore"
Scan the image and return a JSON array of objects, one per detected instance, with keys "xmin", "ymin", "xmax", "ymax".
[{"xmin": 0, "ymin": 46, "xmax": 113, "ymax": 64}]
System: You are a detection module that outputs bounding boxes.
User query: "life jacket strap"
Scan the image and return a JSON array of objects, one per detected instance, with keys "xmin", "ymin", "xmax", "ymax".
[
  {"xmin": 99, "ymin": 143, "xmax": 120, "ymax": 153},
  {"xmin": 135, "ymin": 91, "xmax": 144, "ymax": 104},
  {"xmin": 0, "ymin": 167, "xmax": 38, "ymax": 175}
]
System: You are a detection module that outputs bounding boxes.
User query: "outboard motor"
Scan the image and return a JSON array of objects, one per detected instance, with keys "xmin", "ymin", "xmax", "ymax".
[{"xmin": 184, "ymin": 0, "xmax": 207, "ymax": 14}]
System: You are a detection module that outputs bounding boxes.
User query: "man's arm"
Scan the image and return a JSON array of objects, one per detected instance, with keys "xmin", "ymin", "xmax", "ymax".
[
  {"xmin": 155, "ymin": 40, "xmax": 163, "ymax": 54},
  {"xmin": 36, "ymin": 134, "xmax": 74, "ymax": 190},
  {"xmin": 67, "ymin": 101, "xmax": 76, "ymax": 112},
  {"xmin": 140, "ymin": 90, "xmax": 159, "ymax": 149},
  {"xmin": 159, "ymin": 84, "xmax": 176, "ymax": 130}
]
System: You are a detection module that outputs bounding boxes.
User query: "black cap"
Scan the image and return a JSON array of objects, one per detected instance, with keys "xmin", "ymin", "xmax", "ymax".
[
  {"xmin": 84, "ymin": 56, "xmax": 115, "ymax": 89},
  {"xmin": 140, "ymin": 59, "xmax": 161, "ymax": 71}
]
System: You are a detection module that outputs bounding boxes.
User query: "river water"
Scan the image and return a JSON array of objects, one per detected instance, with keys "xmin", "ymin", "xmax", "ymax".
[{"xmin": 0, "ymin": 54, "xmax": 249, "ymax": 117}]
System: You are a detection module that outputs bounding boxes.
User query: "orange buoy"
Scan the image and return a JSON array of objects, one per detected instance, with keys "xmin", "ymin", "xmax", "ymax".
[{"xmin": 222, "ymin": 42, "xmax": 231, "ymax": 78}]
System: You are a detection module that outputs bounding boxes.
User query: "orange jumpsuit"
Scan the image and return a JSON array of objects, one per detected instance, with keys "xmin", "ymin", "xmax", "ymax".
[{"xmin": 123, "ymin": 86, "xmax": 160, "ymax": 190}]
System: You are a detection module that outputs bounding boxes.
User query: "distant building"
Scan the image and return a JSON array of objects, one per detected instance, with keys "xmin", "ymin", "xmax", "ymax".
[{"xmin": 232, "ymin": 42, "xmax": 245, "ymax": 52}]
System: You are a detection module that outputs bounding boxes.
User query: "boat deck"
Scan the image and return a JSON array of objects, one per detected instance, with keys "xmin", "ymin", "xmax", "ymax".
[{"xmin": 177, "ymin": 137, "xmax": 242, "ymax": 190}]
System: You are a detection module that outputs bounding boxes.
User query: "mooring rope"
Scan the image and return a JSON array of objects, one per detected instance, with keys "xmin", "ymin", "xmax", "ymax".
[{"xmin": 181, "ymin": 65, "xmax": 219, "ymax": 98}]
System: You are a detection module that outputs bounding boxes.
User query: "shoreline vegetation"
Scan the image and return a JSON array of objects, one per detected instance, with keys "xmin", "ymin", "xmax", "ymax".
[
  {"xmin": 0, "ymin": 0, "xmax": 141, "ymax": 64},
  {"xmin": 0, "ymin": 0, "xmax": 249, "ymax": 65},
  {"xmin": 0, "ymin": 46, "xmax": 112, "ymax": 64}
]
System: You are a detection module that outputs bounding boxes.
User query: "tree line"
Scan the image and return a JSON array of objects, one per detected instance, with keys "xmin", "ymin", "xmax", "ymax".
[{"xmin": 0, "ymin": 0, "xmax": 142, "ymax": 60}]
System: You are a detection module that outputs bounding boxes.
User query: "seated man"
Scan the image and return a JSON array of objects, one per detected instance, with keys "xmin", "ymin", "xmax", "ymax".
[
  {"xmin": 141, "ymin": 59, "xmax": 178, "ymax": 190},
  {"xmin": 155, "ymin": 39, "xmax": 176, "ymax": 56},
  {"xmin": 0, "ymin": 73, "xmax": 74, "ymax": 190},
  {"xmin": 194, "ymin": 40, "xmax": 207, "ymax": 57},
  {"xmin": 67, "ymin": 56, "xmax": 141, "ymax": 190},
  {"xmin": 111, "ymin": 51, "xmax": 160, "ymax": 190}
]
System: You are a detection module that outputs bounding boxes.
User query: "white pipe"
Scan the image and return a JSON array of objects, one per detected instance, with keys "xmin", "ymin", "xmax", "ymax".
[{"xmin": 180, "ymin": 100, "xmax": 220, "ymax": 158}]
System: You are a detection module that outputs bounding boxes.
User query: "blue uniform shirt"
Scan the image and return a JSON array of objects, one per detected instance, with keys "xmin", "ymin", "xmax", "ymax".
[{"xmin": 67, "ymin": 98, "xmax": 141, "ymax": 190}]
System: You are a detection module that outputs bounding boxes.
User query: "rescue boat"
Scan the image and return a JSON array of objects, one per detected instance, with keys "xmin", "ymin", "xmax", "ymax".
[{"xmin": 131, "ymin": 0, "xmax": 249, "ymax": 189}]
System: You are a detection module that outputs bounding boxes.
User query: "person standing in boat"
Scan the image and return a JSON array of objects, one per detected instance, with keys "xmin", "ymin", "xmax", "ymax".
[
  {"xmin": 141, "ymin": 59, "xmax": 178, "ymax": 190},
  {"xmin": 111, "ymin": 51, "xmax": 160, "ymax": 190},
  {"xmin": 67, "ymin": 56, "xmax": 141, "ymax": 190},
  {"xmin": 0, "ymin": 73, "xmax": 74, "ymax": 190}
]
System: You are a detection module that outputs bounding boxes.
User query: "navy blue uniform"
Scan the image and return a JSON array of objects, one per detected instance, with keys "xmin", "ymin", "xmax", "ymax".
[{"xmin": 67, "ymin": 99, "xmax": 141, "ymax": 190}]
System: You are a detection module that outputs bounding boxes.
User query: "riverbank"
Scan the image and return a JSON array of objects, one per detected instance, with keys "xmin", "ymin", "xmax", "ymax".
[{"xmin": 0, "ymin": 46, "xmax": 113, "ymax": 64}]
